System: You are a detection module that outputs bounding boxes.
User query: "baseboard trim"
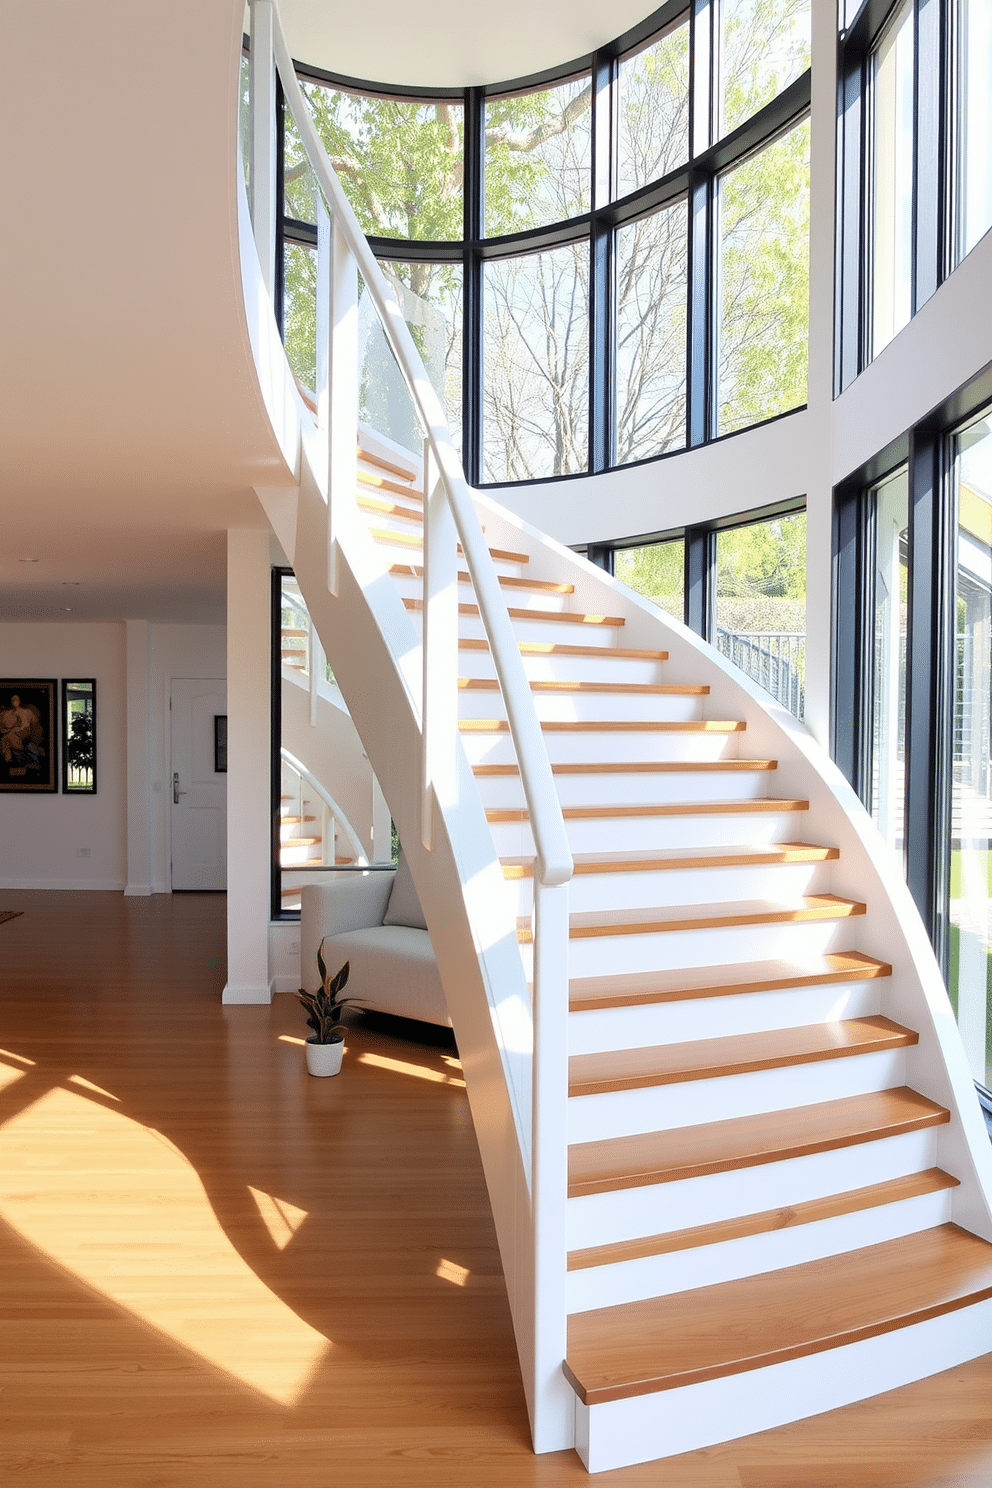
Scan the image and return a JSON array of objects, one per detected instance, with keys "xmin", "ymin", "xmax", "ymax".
[
  {"xmin": 0, "ymin": 878, "xmax": 127, "ymax": 892},
  {"xmin": 222, "ymin": 981, "xmax": 275, "ymax": 1005},
  {"xmin": 124, "ymin": 884, "xmax": 152, "ymax": 897}
]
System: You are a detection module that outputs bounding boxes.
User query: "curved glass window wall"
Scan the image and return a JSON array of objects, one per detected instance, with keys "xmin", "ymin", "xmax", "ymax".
[{"xmin": 276, "ymin": 0, "xmax": 811, "ymax": 485}]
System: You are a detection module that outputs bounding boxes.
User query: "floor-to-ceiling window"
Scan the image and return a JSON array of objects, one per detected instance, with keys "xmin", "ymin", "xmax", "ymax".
[
  {"xmin": 268, "ymin": 0, "xmax": 811, "ymax": 486},
  {"xmin": 950, "ymin": 414, "xmax": 992, "ymax": 1088},
  {"xmin": 833, "ymin": 371, "xmax": 992, "ymax": 1107}
]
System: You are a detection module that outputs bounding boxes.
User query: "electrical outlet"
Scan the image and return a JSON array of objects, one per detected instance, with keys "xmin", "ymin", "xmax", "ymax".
[{"xmin": 77, "ymin": 847, "xmax": 91, "ymax": 859}]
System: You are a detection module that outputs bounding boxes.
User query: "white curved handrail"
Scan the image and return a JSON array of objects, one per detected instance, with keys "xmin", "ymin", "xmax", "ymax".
[
  {"xmin": 281, "ymin": 747, "xmax": 368, "ymax": 866},
  {"xmin": 270, "ymin": 15, "xmax": 572, "ymax": 892}
]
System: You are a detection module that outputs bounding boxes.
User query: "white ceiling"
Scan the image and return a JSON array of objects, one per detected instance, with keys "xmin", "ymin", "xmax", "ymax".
[{"xmin": 278, "ymin": 0, "xmax": 656, "ymax": 87}]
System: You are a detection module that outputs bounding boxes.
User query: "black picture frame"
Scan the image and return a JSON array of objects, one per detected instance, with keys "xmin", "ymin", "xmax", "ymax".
[
  {"xmin": 0, "ymin": 679, "xmax": 58, "ymax": 793},
  {"xmin": 62, "ymin": 679, "xmax": 97, "ymax": 794},
  {"xmin": 214, "ymin": 714, "xmax": 228, "ymax": 773}
]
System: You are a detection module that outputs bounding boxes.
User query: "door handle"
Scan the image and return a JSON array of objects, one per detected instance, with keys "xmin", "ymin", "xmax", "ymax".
[{"xmin": 173, "ymin": 772, "xmax": 187, "ymax": 805}]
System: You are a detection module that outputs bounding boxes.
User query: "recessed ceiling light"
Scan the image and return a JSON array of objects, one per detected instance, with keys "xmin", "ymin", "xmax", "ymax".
[
  {"xmin": 18, "ymin": 556, "xmax": 40, "ymax": 564},
  {"xmin": 62, "ymin": 606, "xmax": 74, "ymax": 612},
  {"xmin": 63, "ymin": 580, "xmax": 80, "ymax": 586}
]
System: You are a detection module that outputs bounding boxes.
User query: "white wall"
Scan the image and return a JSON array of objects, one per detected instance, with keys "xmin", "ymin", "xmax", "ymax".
[{"xmin": 0, "ymin": 622, "xmax": 126, "ymax": 888}]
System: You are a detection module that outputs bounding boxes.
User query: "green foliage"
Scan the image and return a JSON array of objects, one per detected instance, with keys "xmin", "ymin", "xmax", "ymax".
[
  {"xmin": 66, "ymin": 708, "xmax": 94, "ymax": 771},
  {"xmin": 297, "ymin": 952, "xmax": 352, "ymax": 1045},
  {"xmin": 718, "ymin": 119, "xmax": 810, "ymax": 435},
  {"xmin": 717, "ymin": 512, "xmax": 807, "ymax": 600},
  {"xmin": 615, "ymin": 542, "xmax": 685, "ymax": 620}
]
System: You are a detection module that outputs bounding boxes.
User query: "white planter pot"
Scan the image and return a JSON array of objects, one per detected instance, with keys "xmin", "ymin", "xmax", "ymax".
[{"xmin": 305, "ymin": 1037, "xmax": 344, "ymax": 1077}]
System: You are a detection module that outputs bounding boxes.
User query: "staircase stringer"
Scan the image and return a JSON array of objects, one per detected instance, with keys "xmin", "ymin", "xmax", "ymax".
[{"xmin": 256, "ymin": 440, "xmax": 554, "ymax": 1438}]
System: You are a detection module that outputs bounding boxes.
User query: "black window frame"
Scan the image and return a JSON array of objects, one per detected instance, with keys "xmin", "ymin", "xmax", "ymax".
[{"xmin": 261, "ymin": 0, "xmax": 812, "ymax": 488}]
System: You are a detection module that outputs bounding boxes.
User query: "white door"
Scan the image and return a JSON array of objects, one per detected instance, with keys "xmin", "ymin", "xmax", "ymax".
[{"xmin": 171, "ymin": 678, "xmax": 227, "ymax": 891}]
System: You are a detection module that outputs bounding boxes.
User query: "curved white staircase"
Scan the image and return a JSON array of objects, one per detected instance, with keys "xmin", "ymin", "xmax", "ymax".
[{"xmin": 242, "ymin": 9, "xmax": 992, "ymax": 1469}]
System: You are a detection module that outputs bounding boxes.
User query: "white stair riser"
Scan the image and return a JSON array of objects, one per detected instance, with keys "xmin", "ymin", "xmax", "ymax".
[
  {"xmin": 357, "ymin": 505, "xmax": 423, "ymax": 532},
  {"xmin": 517, "ymin": 914, "xmax": 858, "ymax": 980},
  {"xmin": 461, "ymin": 730, "xmax": 743, "ymax": 767},
  {"xmin": 574, "ymin": 1298, "xmax": 992, "ymax": 1472},
  {"xmin": 376, "ymin": 544, "xmax": 530, "ymax": 579},
  {"xmin": 459, "ymin": 613, "xmax": 623, "ymax": 647},
  {"xmin": 280, "ymin": 845, "xmax": 323, "ymax": 866},
  {"xmin": 566, "ymin": 1126, "xmax": 940, "ymax": 1251},
  {"xmin": 567, "ymin": 1047, "xmax": 908, "ymax": 1143},
  {"xmin": 476, "ymin": 769, "xmax": 775, "ymax": 810},
  {"xmin": 458, "ymin": 651, "xmax": 671, "ymax": 685},
  {"xmin": 506, "ymin": 859, "xmax": 833, "ymax": 917},
  {"xmin": 490, "ymin": 814, "xmax": 807, "ymax": 858},
  {"xmin": 391, "ymin": 573, "xmax": 575, "ymax": 613},
  {"xmin": 568, "ymin": 978, "xmax": 885, "ymax": 1054},
  {"xmin": 566, "ymin": 1184, "xmax": 955, "ymax": 1313},
  {"xmin": 457, "ymin": 691, "xmax": 705, "ymax": 724}
]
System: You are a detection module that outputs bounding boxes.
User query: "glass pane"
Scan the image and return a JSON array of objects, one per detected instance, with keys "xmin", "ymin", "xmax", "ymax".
[
  {"xmin": 870, "ymin": 468, "xmax": 909, "ymax": 852},
  {"xmin": 617, "ymin": 23, "xmax": 690, "ymax": 196},
  {"xmin": 949, "ymin": 414, "xmax": 992, "ymax": 1088},
  {"xmin": 359, "ymin": 262, "xmax": 463, "ymax": 454},
  {"xmin": 954, "ymin": 0, "xmax": 992, "ymax": 263},
  {"xmin": 240, "ymin": 52, "xmax": 251, "ymax": 199},
  {"xmin": 615, "ymin": 541, "xmax": 685, "ymax": 621},
  {"xmin": 721, "ymin": 0, "xmax": 812, "ymax": 137},
  {"xmin": 283, "ymin": 103, "xmax": 318, "ymax": 223},
  {"xmin": 283, "ymin": 242, "xmax": 317, "ymax": 392},
  {"xmin": 715, "ymin": 511, "xmax": 807, "ymax": 718},
  {"xmin": 871, "ymin": 0, "xmax": 914, "ymax": 358},
  {"xmin": 64, "ymin": 681, "xmax": 96, "ymax": 794},
  {"xmin": 483, "ymin": 245, "xmax": 589, "ymax": 481},
  {"xmin": 616, "ymin": 202, "xmax": 688, "ymax": 463},
  {"xmin": 717, "ymin": 118, "xmax": 810, "ymax": 436},
  {"xmin": 484, "ymin": 77, "xmax": 591, "ymax": 236},
  {"xmin": 299, "ymin": 82, "xmax": 464, "ymax": 240}
]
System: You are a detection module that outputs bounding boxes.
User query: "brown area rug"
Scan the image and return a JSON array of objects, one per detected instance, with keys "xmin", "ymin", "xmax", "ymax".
[{"xmin": 0, "ymin": 911, "xmax": 23, "ymax": 925}]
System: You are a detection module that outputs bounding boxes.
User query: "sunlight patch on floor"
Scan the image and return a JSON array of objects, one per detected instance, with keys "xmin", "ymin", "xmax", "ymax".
[
  {"xmin": 357, "ymin": 1051, "xmax": 466, "ymax": 1086},
  {"xmin": 0, "ymin": 1087, "xmax": 330, "ymax": 1404},
  {"xmin": 248, "ymin": 1185, "xmax": 308, "ymax": 1249},
  {"xmin": 436, "ymin": 1257, "xmax": 470, "ymax": 1286},
  {"xmin": 0, "ymin": 1063, "xmax": 25, "ymax": 1093}
]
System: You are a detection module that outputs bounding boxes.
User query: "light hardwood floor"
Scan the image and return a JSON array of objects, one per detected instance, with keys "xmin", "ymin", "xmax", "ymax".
[{"xmin": 0, "ymin": 889, "xmax": 990, "ymax": 1487}]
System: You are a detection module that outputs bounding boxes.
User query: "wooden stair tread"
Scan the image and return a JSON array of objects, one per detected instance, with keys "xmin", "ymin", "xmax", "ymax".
[
  {"xmin": 489, "ymin": 798, "xmax": 806, "ymax": 822},
  {"xmin": 517, "ymin": 895, "xmax": 864, "ymax": 943},
  {"xmin": 360, "ymin": 496, "xmax": 424, "ymax": 523},
  {"xmin": 567, "ymin": 950, "xmax": 892, "ymax": 1010},
  {"xmin": 391, "ymin": 563, "xmax": 573, "ymax": 596},
  {"xmin": 563, "ymin": 1224, "xmax": 992, "ymax": 1405},
  {"xmin": 282, "ymin": 836, "xmax": 320, "ymax": 848},
  {"xmin": 359, "ymin": 470, "xmax": 424, "ymax": 500},
  {"xmin": 404, "ymin": 598, "xmax": 624, "ymax": 626},
  {"xmin": 475, "ymin": 758, "xmax": 775, "ymax": 775},
  {"xmin": 458, "ymin": 677, "xmax": 708, "ymax": 696},
  {"xmin": 567, "ymin": 1087, "xmax": 949, "ymax": 1198},
  {"xmin": 568, "ymin": 1168, "xmax": 960, "ymax": 1271},
  {"xmin": 357, "ymin": 445, "xmax": 419, "ymax": 481},
  {"xmin": 460, "ymin": 638, "xmax": 668, "ymax": 660},
  {"xmin": 503, "ymin": 842, "xmax": 838, "ymax": 878},
  {"xmin": 372, "ymin": 529, "xmax": 528, "ymax": 563},
  {"xmin": 567, "ymin": 1016, "xmax": 917, "ymax": 1097},
  {"xmin": 467, "ymin": 719, "xmax": 746, "ymax": 736}
]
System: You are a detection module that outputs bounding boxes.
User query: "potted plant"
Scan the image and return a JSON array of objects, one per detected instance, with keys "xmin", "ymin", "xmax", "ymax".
[{"xmin": 297, "ymin": 947, "xmax": 351, "ymax": 1077}]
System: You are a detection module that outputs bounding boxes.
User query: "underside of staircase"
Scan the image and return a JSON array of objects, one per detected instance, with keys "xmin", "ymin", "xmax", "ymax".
[{"xmin": 323, "ymin": 436, "xmax": 992, "ymax": 1472}]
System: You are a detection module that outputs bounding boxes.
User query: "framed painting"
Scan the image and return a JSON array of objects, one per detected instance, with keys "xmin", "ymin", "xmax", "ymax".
[
  {"xmin": 0, "ymin": 679, "xmax": 58, "ymax": 792},
  {"xmin": 62, "ymin": 679, "xmax": 97, "ymax": 794}
]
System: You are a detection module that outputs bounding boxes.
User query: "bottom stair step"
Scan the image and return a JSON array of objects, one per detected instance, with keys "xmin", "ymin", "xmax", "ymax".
[{"xmin": 563, "ymin": 1223, "xmax": 992, "ymax": 1407}]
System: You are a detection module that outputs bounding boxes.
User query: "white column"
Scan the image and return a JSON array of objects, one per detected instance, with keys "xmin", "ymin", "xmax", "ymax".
[
  {"xmin": 124, "ymin": 619, "xmax": 152, "ymax": 896},
  {"xmin": 223, "ymin": 528, "xmax": 273, "ymax": 1004},
  {"xmin": 802, "ymin": 0, "xmax": 839, "ymax": 749}
]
